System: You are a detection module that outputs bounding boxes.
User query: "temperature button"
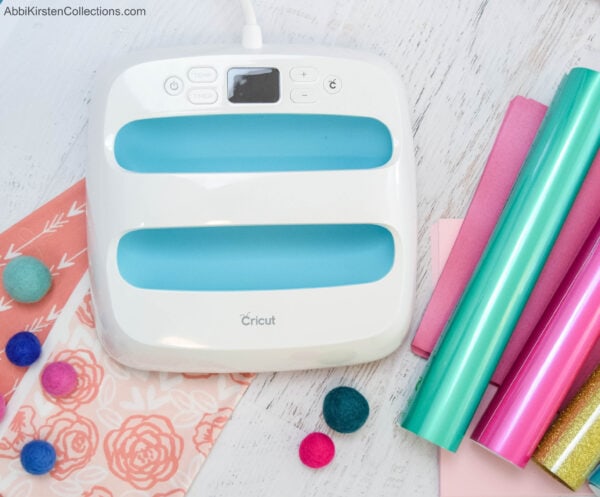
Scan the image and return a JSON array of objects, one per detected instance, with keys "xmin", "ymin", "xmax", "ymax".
[{"xmin": 188, "ymin": 66, "xmax": 218, "ymax": 83}]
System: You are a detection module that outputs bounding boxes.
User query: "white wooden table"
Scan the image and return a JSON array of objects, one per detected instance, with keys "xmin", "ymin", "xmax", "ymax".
[{"xmin": 1, "ymin": 1, "xmax": 598, "ymax": 495}]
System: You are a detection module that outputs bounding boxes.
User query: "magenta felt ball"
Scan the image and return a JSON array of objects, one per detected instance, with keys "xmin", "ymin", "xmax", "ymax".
[
  {"xmin": 41, "ymin": 361, "xmax": 78, "ymax": 397},
  {"xmin": 0, "ymin": 393, "xmax": 6, "ymax": 421},
  {"xmin": 299, "ymin": 432, "xmax": 335, "ymax": 468}
]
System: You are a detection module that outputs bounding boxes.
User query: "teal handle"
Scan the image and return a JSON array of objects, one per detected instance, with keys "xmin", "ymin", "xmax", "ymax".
[
  {"xmin": 401, "ymin": 67, "xmax": 600, "ymax": 451},
  {"xmin": 117, "ymin": 224, "xmax": 394, "ymax": 291},
  {"xmin": 114, "ymin": 114, "xmax": 392, "ymax": 173}
]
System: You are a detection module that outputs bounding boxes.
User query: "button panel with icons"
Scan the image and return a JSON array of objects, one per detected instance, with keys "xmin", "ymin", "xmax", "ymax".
[
  {"xmin": 163, "ymin": 64, "xmax": 345, "ymax": 107},
  {"xmin": 163, "ymin": 66, "xmax": 219, "ymax": 105},
  {"xmin": 288, "ymin": 66, "xmax": 342, "ymax": 104}
]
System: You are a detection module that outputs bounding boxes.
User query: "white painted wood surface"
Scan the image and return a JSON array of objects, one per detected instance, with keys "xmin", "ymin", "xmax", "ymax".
[{"xmin": 1, "ymin": 1, "xmax": 598, "ymax": 495}]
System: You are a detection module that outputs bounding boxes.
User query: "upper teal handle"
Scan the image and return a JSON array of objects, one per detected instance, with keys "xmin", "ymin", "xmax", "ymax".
[{"xmin": 114, "ymin": 114, "xmax": 393, "ymax": 173}]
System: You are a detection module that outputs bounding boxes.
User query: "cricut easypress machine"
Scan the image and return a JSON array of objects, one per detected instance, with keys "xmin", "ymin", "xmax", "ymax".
[{"xmin": 87, "ymin": 1, "xmax": 416, "ymax": 372}]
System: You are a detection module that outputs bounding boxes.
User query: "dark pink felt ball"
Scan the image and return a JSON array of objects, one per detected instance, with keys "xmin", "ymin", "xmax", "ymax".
[
  {"xmin": 0, "ymin": 393, "xmax": 5, "ymax": 421},
  {"xmin": 41, "ymin": 361, "xmax": 78, "ymax": 397},
  {"xmin": 299, "ymin": 432, "xmax": 335, "ymax": 468}
]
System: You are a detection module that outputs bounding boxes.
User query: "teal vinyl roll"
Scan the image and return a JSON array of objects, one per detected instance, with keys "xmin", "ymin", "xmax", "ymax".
[
  {"xmin": 400, "ymin": 67, "xmax": 600, "ymax": 451},
  {"xmin": 589, "ymin": 464, "xmax": 600, "ymax": 494}
]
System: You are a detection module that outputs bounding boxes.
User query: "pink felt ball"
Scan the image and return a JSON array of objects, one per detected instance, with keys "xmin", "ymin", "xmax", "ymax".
[
  {"xmin": 299, "ymin": 432, "xmax": 335, "ymax": 468},
  {"xmin": 41, "ymin": 361, "xmax": 78, "ymax": 397},
  {"xmin": 0, "ymin": 393, "xmax": 6, "ymax": 421}
]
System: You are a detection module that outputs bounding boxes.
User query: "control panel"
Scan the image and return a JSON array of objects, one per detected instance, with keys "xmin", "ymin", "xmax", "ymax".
[{"xmin": 158, "ymin": 62, "xmax": 344, "ymax": 107}]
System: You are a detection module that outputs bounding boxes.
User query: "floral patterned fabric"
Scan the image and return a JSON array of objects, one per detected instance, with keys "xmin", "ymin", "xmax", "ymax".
[{"xmin": 0, "ymin": 292, "xmax": 254, "ymax": 497}]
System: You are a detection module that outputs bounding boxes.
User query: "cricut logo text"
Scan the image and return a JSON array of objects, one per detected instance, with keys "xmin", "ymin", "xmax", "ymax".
[{"xmin": 240, "ymin": 313, "xmax": 277, "ymax": 327}]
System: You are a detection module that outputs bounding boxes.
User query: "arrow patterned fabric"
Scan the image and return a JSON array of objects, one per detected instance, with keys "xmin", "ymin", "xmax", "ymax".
[
  {"xmin": 0, "ymin": 181, "xmax": 88, "ymax": 401},
  {"xmin": 0, "ymin": 180, "xmax": 254, "ymax": 496}
]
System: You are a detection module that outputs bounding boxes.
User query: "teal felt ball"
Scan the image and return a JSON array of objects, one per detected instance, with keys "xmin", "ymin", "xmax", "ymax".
[
  {"xmin": 20, "ymin": 440, "xmax": 56, "ymax": 475},
  {"xmin": 2, "ymin": 256, "xmax": 52, "ymax": 303},
  {"xmin": 323, "ymin": 386, "xmax": 370, "ymax": 433}
]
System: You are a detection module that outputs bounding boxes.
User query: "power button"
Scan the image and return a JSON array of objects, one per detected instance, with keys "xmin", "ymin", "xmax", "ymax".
[
  {"xmin": 164, "ymin": 76, "xmax": 184, "ymax": 96},
  {"xmin": 324, "ymin": 75, "xmax": 342, "ymax": 94}
]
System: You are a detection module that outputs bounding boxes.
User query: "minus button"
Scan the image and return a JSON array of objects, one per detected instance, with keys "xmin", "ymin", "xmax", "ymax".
[{"xmin": 290, "ymin": 88, "xmax": 317, "ymax": 103}]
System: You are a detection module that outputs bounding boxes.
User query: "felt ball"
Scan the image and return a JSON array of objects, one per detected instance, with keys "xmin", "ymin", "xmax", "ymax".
[
  {"xmin": 41, "ymin": 361, "xmax": 78, "ymax": 397},
  {"xmin": 299, "ymin": 432, "xmax": 335, "ymax": 468},
  {"xmin": 2, "ymin": 255, "xmax": 52, "ymax": 303},
  {"xmin": 20, "ymin": 440, "xmax": 56, "ymax": 475},
  {"xmin": 323, "ymin": 386, "xmax": 370, "ymax": 433},
  {"xmin": 5, "ymin": 331, "xmax": 42, "ymax": 367},
  {"xmin": 0, "ymin": 393, "xmax": 6, "ymax": 422}
]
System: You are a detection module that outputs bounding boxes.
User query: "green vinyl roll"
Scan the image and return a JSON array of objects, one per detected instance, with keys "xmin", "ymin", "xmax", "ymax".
[{"xmin": 400, "ymin": 67, "xmax": 600, "ymax": 452}]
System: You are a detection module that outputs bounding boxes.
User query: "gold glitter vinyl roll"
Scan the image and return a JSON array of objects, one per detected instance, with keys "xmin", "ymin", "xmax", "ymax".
[{"xmin": 534, "ymin": 366, "xmax": 600, "ymax": 490}]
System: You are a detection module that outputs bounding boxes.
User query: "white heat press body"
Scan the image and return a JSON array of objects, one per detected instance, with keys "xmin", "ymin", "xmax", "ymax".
[{"xmin": 87, "ymin": 44, "xmax": 417, "ymax": 372}]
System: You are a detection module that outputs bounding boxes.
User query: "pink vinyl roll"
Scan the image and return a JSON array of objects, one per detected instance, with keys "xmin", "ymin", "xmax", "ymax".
[{"xmin": 472, "ymin": 215, "xmax": 600, "ymax": 467}]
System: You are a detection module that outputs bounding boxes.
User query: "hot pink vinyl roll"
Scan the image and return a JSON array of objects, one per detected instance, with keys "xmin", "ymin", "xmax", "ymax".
[{"xmin": 472, "ymin": 215, "xmax": 600, "ymax": 467}]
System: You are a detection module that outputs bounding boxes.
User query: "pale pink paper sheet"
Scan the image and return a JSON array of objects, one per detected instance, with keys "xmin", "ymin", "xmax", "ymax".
[
  {"xmin": 433, "ymin": 219, "xmax": 593, "ymax": 497},
  {"xmin": 412, "ymin": 96, "xmax": 600, "ymax": 387},
  {"xmin": 440, "ymin": 384, "xmax": 593, "ymax": 497}
]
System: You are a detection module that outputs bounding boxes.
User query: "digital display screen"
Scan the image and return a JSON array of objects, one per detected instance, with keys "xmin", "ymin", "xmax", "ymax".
[{"xmin": 227, "ymin": 67, "xmax": 280, "ymax": 103}]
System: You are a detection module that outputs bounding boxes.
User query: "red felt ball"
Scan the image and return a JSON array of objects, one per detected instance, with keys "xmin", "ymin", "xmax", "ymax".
[
  {"xmin": 0, "ymin": 393, "xmax": 6, "ymax": 421},
  {"xmin": 41, "ymin": 361, "xmax": 78, "ymax": 397},
  {"xmin": 299, "ymin": 432, "xmax": 335, "ymax": 468}
]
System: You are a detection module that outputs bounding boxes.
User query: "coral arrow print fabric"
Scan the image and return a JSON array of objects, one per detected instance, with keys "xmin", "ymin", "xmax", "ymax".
[
  {"xmin": 0, "ymin": 180, "xmax": 255, "ymax": 496},
  {"xmin": 0, "ymin": 180, "xmax": 88, "ymax": 403},
  {"xmin": 0, "ymin": 292, "xmax": 253, "ymax": 497}
]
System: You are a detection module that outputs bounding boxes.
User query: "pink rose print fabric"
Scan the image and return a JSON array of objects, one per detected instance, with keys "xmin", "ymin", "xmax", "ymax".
[
  {"xmin": 39, "ymin": 409, "xmax": 100, "ymax": 480},
  {"xmin": 0, "ymin": 293, "xmax": 254, "ymax": 496},
  {"xmin": 193, "ymin": 408, "xmax": 233, "ymax": 458},
  {"xmin": 104, "ymin": 415, "xmax": 183, "ymax": 490}
]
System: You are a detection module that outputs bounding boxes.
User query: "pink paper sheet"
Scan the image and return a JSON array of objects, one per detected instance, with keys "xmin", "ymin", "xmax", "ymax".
[{"xmin": 412, "ymin": 96, "xmax": 600, "ymax": 386}]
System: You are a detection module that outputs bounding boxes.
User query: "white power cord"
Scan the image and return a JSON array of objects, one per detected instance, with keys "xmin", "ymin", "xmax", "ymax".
[{"xmin": 240, "ymin": 0, "xmax": 263, "ymax": 49}]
